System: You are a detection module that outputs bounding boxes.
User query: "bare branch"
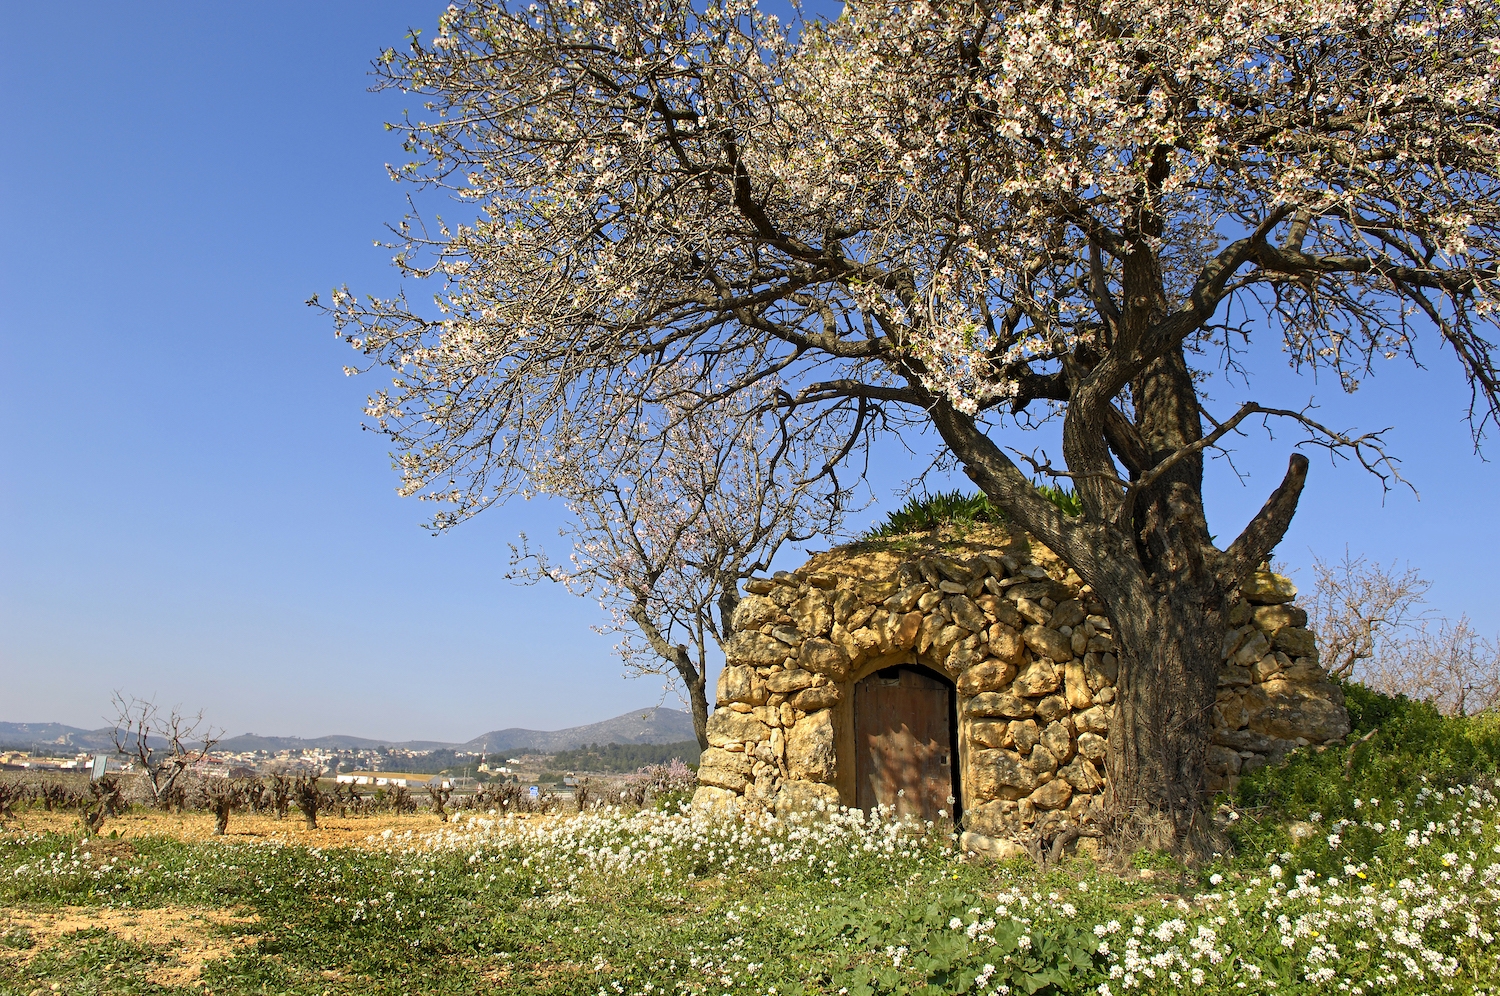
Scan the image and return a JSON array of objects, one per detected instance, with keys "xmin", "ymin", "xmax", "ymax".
[
  {"xmin": 505, "ymin": 367, "xmax": 854, "ymax": 749},
  {"xmin": 110, "ymin": 693, "xmax": 222, "ymax": 810},
  {"xmin": 1307, "ymin": 550, "xmax": 1432, "ymax": 681},
  {"xmin": 1006, "ymin": 448, "xmax": 1127, "ymax": 491}
]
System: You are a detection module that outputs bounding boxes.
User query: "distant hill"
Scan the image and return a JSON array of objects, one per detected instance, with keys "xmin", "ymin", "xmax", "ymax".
[
  {"xmin": 0, "ymin": 707, "xmax": 698, "ymax": 756},
  {"xmin": 461, "ymin": 707, "xmax": 698, "ymax": 753},
  {"xmin": 0, "ymin": 722, "xmax": 102, "ymax": 751}
]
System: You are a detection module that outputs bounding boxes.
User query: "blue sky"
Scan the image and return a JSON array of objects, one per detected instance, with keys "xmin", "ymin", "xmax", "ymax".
[{"xmin": 3, "ymin": 3, "xmax": 1496, "ymax": 742}]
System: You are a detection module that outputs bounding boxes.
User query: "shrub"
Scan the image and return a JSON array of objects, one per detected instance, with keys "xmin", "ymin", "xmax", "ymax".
[
  {"xmin": 865, "ymin": 490, "xmax": 1006, "ymax": 537},
  {"xmin": 863, "ymin": 484, "xmax": 1081, "ymax": 539},
  {"xmin": 1230, "ymin": 681, "xmax": 1500, "ymax": 857},
  {"xmin": 1033, "ymin": 482, "xmax": 1083, "ymax": 518}
]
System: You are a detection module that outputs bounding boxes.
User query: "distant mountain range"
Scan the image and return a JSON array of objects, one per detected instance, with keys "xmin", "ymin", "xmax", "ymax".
[{"xmin": 0, "ymin": 707, "xmax": 698, "ymax": 755}]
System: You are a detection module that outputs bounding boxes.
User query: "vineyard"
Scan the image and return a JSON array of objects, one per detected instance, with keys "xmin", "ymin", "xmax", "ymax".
[{"xmin": 0, "ymin": 758, "xmax": 699, "ymax": 836}]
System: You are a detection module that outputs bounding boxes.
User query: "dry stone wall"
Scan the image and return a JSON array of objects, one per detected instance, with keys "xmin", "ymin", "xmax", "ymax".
[{"xmin": 691, "ymin": 526, "xmax": 1350, "ymax": 837}]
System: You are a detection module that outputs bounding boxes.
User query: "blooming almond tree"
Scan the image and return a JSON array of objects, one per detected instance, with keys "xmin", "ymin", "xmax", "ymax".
[
  {"xmin": 323, "ymin": 0, "xmax": 1500, "ymax": 847},
  {"xmin": 508, "ymin": 370, "xmax": 850, "ymax": 750}
]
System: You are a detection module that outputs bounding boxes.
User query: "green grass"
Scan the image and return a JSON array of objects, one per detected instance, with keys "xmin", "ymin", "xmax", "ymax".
[
  {"xmin": 863, "ymin": 485, "xmax": 1081, "ymax": 540},
  {"xmin": 5, "ymin": 686, "xmax": 1500, "ymax": 995},
  {"xmin": 1226, "ymin": 683, "xmax": 1500, "ymax": 861}
]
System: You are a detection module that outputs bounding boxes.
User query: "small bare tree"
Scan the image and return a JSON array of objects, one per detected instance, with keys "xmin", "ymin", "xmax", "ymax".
[
  {"xmin": 1360, "ymin": 617, "xmax": 1500, "ymax": 718},
  {"xmin": 1310, "ymin": 554, "xmax": 1500, "ymax": 716},
  {"xmin": 83, "ymin": 775, "xmax": 126, "ymax": 835},
  {"xmin": 509, "ymin": 370, "xmax": 851, "ymax": 750},
  {"xmin": 0, "ymin": 779, "xmax": 20, "ymax": 821},
  {"xmin": 267, "ymin": 773, "xmax": 292, "ymax": 819},
  {"xmin": 389, "ymin": 785, "xmax": 417, "ymax": 815},
  {"xmin": 110, "ymin": 693, "xmax": 221, "ymax": 810},
  {"xmin": 30, "ymin": 780, "xmax": 74, "ymax": 813},
  {"xmin": 427, "ymin": 782, "xmax": 452, "ymax": 819},
  {"xmin": 242, "ymin": 779, "xmax": 270, "ymax": 814},
  {"xmin": 1308, "ymin": 550, "xmax": 1431, "ymax": 681},
  {"xmin": 195, "ymin": 778, "xmax": 247, "ymax": 836}
]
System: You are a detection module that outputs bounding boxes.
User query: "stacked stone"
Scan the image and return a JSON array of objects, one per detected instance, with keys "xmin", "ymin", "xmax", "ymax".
[
  {"xmin": 694, "ymin": 568, "xmax": 848, "ymax": 817},
  {"xmin": 691, "ymin": 529, "xmax": 1348, "ymax": 837},
  {"xmin": 1210, "ymin": 572, "xmax": 1350, "ymax": 793}
]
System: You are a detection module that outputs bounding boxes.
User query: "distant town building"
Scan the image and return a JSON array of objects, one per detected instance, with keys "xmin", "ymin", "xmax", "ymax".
[
  {"xmin": 334, "ymin": 771, "xmax": 450, "ymax": 789},
  {"xmin": 2, "ymin": 752, "xmax": 96, "ymax": 771}
]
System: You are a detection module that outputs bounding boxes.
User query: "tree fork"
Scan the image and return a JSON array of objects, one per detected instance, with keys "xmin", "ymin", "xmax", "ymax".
[
  {"xmin": 931, "ymin": 400, "xmax": 1317, "ymax": 851},
  {"xmin": 629, "ymin": 598, "xmax": 712, "ymax": 751}
]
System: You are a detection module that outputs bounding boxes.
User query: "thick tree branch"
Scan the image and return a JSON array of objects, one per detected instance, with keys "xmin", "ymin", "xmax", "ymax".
[
  {"xmin": 927, "ymin": 399, "xmax": 1091, "ymax": 570},
  {"xmin": 1100, "ymin": 404, "xmax": 1151, "ymax": 479},
  {"xmin": 628, "ymin": 597, "xmax": 698, "ymax": 684},
  {"xmin": 1223, "ymin": 452, "xmax": 1310, "ymax": 579},
  {"xmin": 1115, "ymin": 401, "xmax": 1272, "ymax": 527}
]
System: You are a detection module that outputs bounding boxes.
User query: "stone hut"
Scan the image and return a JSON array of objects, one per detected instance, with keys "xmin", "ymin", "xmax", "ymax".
[{"xmin": 691, "ymin": 525, "xmax": 1350, "ymax": 839}]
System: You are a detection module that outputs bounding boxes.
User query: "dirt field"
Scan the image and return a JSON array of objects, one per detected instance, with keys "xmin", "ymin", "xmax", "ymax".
[
  {"xmin": 0, "ymin": 904, "xmax": 258, "ymax": 986},
  {"xmin": 7, "ymin": 807, "xmax": 460, "ymax": 849}
]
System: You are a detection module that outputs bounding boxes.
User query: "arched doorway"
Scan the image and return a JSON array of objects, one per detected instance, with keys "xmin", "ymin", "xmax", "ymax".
[{"xmin": 853, "ymin": 664, "xmax": 960, "ymax": 822}]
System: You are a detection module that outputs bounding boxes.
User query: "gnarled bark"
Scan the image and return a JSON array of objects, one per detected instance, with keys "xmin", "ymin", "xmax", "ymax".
[{"xmin": 1098, "ymin": 577, "xmax": 1225, "ymax": 846}]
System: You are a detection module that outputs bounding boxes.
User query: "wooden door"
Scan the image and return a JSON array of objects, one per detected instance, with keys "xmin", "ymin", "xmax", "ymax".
[{"xmin": 854, "ymin": 666, "xmax": 956, "ymax": 821}]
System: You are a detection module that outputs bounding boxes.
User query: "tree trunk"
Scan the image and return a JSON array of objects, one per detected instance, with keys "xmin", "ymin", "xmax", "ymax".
[
  {"xmin": 627, "ymin": 597, "xmax": 712, "ymax": 752},
  {"xmin": 1097, "ymin": 572, "xmax": 1228, "ymax": 851},
  {"xmin": 293, "ymin": 777, "xmax": 320, "ymax": 829},
  {"xmin": 928, "ymin": 384, "xmax": 1305, "ymax": 853},
  {"xmin": 685, "ymin": 669, "xmax": 710, "ymax": 752}
]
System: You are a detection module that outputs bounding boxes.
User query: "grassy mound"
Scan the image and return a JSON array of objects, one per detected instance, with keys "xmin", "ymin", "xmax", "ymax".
[
  {"xmin": 1229, "ymin": 683, "xmax": 1500, "ymax": 856},
  {"xmin": 864, "ymin": 485, "xmax": 1081, "ymax": 539}
]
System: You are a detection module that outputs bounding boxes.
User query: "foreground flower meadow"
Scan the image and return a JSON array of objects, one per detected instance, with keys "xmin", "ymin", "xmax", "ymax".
[{"xmin": 4, "ymin": 772, "xmax": 1500, "ymax": 996}]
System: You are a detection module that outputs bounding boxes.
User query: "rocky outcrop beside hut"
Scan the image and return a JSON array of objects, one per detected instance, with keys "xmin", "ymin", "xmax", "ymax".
[{"xmin": 691, "ymin": 525, "xmax": 1349, "ymax": 839}]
